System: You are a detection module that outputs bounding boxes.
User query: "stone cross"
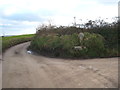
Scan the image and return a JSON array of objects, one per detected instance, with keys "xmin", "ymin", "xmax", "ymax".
[{"xmin": 78, "ymin": 33, "xmax": 84, "ymax": 41}]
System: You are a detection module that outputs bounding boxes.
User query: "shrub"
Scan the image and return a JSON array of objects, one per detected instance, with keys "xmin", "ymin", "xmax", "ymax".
[
  {"xmin": 31, "ymin": 18, "xmax": 119, "ymax": 58},
  {"xmin": 82, "ymin": 32, "xmax": 105, "ymax": 57},
  {"xmin": 68, "ymin": 32, "xmax": 106, "ymax": 58},
  {"xmin": 29, "ymin": 32, "xmax": 106, "ymax": 58},
  {"xmin": 29, "ymin": 33, "xmax": 80, "ymax": 57}
]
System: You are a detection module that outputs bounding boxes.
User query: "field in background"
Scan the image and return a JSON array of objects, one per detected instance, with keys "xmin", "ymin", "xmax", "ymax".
[{"xmin": 2, "ymin": 34, "xmax": 34, "ymax": 52}]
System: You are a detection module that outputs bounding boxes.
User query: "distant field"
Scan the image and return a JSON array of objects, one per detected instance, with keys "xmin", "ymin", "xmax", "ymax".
[{"xmin": 2, "ymin": 34, "xmax": 34, "ymax": 52}]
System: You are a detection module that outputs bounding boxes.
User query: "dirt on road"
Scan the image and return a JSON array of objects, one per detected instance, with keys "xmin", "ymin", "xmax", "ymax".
[{"xmin": 2, "ymin": 42, "xmax": 118, "ymax": 88}]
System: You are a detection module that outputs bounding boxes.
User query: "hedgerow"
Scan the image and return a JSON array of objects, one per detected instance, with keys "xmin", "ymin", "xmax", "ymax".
[{"xmin": 29, "ymin": 32, "xmax": 107, "ymax": 58}]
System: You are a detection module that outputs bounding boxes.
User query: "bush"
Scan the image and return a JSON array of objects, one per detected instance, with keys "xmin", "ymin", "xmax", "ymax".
[
  {"xmin": 68, "ymin": 32, "xmax": 106, "ymax": 58},
  {"xmin": 31, "ymin": 18, "xmax": 119, "ymax": 58},
  {"xmin": 29, "ymin": 32, "xmax": 107, "ymax": 58},
  {"xmin": 30, "ymin": 33, "xmax": 80, "ymax": 57},
  {"xmin": 83, "ymin": 32, "xmax": 105, "ymax": 57}
]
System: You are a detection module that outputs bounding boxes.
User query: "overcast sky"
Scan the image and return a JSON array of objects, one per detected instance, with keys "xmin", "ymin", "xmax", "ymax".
[{"xmin": 0, "ymin": 0, "xmax": 119, "ymax": 35}]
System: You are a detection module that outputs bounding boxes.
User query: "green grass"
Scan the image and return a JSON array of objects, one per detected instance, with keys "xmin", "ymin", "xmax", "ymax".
[{"xmin": 2, "ymin": 34, "xmax": 34, "ymax": 52}]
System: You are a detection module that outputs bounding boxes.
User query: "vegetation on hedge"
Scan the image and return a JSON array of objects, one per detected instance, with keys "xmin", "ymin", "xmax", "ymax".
[
  {"xmin": 29, "ymin": 32, "xmax": 107, "ymax": 58},
  {"xmin": 29, "ymin": 17, "xmax": 119, "ymax": 58},
  {"xmin": 2, "ymin": 34, "xmax": 34, "ymax": 52}
]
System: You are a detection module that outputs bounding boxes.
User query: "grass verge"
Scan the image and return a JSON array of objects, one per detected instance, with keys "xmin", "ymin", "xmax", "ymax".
[{"xmin": 2, "ymin": 34, "xmax": 34, "ymax": 52}]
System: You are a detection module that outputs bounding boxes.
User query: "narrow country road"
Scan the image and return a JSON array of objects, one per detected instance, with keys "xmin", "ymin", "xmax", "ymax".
[{"xmin": 2, "ymin": 42, "xmax": 118, "ymax": 88}]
